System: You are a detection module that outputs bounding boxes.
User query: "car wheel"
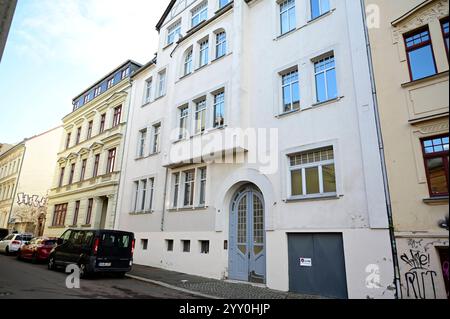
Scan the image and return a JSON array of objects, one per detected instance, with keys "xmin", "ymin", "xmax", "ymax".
[
  {"xmin": 5, "ymin": 246, "xmax": 9, "ymax": 256},
  {"xmin": 48, "ymin": 255, "xmax": 56, "ymax": 270},
  {"xmin": 16, "ymin": 252, "xmax": 22, "ymax": 260}
]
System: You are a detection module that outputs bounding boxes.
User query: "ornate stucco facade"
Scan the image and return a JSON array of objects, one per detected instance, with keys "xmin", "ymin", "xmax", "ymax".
[
  {"xmin": 44, "ymin": 60, "xmax": 141, "ymax": 238},
  {"xmin": 366, "ymin": 0, "xmax": 449, "ymax": 299}
]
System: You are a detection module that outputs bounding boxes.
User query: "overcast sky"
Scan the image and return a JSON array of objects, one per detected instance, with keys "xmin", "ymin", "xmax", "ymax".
[{"xmin": 0, "ymin": 0, "xmax": 169, "ymax": 144}]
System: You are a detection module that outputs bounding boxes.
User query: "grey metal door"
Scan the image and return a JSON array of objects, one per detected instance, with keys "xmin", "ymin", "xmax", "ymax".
[
  {"xmin": 288, "ymin": 233, "xmax": 348, "ymax": 299},
  {"xmin": 229, "ymin": 186, "xmax": 266, "ymax": 283}
]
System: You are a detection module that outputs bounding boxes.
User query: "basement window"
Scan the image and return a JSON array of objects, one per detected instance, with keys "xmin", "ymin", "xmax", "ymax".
[
  {"xmin": 199, "ymin": 240, "xmax": 210, "ymax": 254},
  {"xmin": 141, "ymin": 239, "xmax": 148, "ymax": 250},
  {"xmin": 182, "ymin": 240, "xmax": 191, "ymax": 253}
]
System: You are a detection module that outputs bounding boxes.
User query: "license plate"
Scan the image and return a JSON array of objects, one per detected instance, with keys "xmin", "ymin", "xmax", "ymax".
[{"xmin": 99, "ymin": 262, "xmax": 111, "ymax": 267}]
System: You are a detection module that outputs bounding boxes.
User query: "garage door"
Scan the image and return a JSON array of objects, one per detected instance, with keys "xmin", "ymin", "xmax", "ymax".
[{"xmin": 288, "ymin": 233, "xmax": 348, "ymax": 299}]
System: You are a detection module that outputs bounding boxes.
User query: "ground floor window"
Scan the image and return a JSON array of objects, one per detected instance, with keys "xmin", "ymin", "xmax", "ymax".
[
  {"xmin": 52, "ymin": 203, "xmax": 67, "ymax": 226},
  {"xmin": 421, "ymin": 135, "xmax": 449, "ymax": 197}
]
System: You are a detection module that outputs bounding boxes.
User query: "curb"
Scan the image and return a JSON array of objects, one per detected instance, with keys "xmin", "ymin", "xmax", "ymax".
[{"xmin": 126, "ymin": 274, "xmax": 222, "ymax": 299}]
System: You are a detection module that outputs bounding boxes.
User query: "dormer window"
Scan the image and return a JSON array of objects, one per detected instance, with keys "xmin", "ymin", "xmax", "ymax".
[
  {"xmin": 94, "ymin": 86, "xmax": 102, "ymax": 97},
  {"xmin": 167, "ymin": 21, "xmax": 181, "ymax": 45},
  {"xmin": 84, "ymin": 94, "xmax": 91, "ymax": 104},
  {"xmin": 191, "ymin": 2, "xmax": 207, "ymax": 28},
  {"xmin": 121, "ymin": 67, "xmax": 130, "ymax": 79},
  {"xmin": 107, "ymin": 78, "xmax": 114, "ymax": 89}
]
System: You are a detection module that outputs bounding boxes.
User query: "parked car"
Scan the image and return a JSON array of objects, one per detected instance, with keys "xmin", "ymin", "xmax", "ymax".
[
  {"xmin": 0, "ymin": 228, "xmax": 8, "ymax": 240},
  {"xmin": 48, "ymin": 229, "xmax": 135, "ymax": 278},
  {"xmin": 17, "ymin": 237, "xmax": 58, "ymax": 263},
  {"xmin": 0, "ymin": 233, "xmax": 33, "ymax": 255}
]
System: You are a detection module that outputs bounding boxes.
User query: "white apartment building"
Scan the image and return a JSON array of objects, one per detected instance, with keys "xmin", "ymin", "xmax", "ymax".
[{"xmin": 116, "ymin": 0, "xmax": 396, "ymax": 299}]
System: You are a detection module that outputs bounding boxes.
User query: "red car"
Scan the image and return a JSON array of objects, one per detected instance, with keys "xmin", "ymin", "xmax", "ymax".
[{"xmin": 18, "ymin": 237, "xmax": 57, "ymax": 263}]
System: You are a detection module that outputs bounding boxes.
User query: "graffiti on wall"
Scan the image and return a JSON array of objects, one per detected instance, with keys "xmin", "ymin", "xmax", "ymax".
[
  {"xmin": 10, "ymin": 192, "xmax": 48, "ymax": 236},
  {"xmin": 16, "ymin": 193, "xmax": 47, "ymax": 208},
  {"xmin": 401, "ymin": 238, "xmax": 449, "ymax": 299}
]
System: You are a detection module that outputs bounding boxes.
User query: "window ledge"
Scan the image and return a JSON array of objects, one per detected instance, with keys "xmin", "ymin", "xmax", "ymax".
[
  {"xmin": 179, "ymin": 72, "xmax": 194, "ymax": 81},
  {"xmin": 162, "ymin": 42, "xmax": 174, "ymax": 51},
  {"xmin": 129, "ymin": 210, "xmax": 154, "ymax": 215},
  {"xmin": 48, "ymin": 226, "xmax": 66, "ymax": 229},
  {"xmin": 168, "ymin": 206, "xmax": 208, "ymax": 212},
  {"xmin": 141, "ymin": 101, "xmax": 151, "ymax": 108},
  {"xmin": 195, "ymin": 64, "xmax": 209, "ymax": 72},
  {"xmin": 81, "ymin": 224, "xmax": 91, "ymax": 228},
  {"xmin": 306, "ymin": 9, "xmax": 335, "ymax": 25},
  {"xmin": 211, "ymin": 52, "xmax": 229, "ymax": 64},
  {"xmin": 401, "ymin": 71, "xmax": 449, "ymax": 88},
  {"xmin": 311, "ymin": 96, "xmax": 343, "ymax": 108},
  {"xmin": 423, "ymin": 196, "xmax": 449, "ymax": 205},
  {"xmin": 275, "ymin": 27, "xmax": 298, "ymax": 41},
  {"xmin": 153, "ymin": 95, "xmax": 165, "ymax": 102},
  {"xmin": 285, "ymin": 194, "xmax": 341, "ymax": 202},
  {"xmin": 68, "ymin": 225, "xmax": 77, "ymax": 228},
  {"xmin": 276, "ymin": 108, "xmax": 300, "ymax": 119}
]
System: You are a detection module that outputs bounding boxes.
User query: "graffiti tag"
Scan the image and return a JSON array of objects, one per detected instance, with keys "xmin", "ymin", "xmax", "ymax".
[
  {"xmin": 16, "ymin": 193, "xmax": 47, "ymax": 208},
  {"xmin": 401, "ymin": 250, "xmax": 437, "ymax": 299}
]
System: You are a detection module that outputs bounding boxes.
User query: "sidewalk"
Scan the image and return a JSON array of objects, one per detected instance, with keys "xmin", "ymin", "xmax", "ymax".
[{"xmin": 127, "ymin": 264, "xmax": 325, "ymax": 299}]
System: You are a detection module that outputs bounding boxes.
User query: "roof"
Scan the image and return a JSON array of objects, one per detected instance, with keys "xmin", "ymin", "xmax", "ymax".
[
  {"xmin": 72, "ymin": 59, "xmax": 142, "ymax": 101},
  {"xmin": 131, "ymin": 56, "xmax": 157, "ymax": 78},
  {"xmin": 391, "ymin": 0, "xmax": 434, "ymax": 26},
  {"xmin": 156, "ymin": 0, "xmax": 177, "ymax": 31}
]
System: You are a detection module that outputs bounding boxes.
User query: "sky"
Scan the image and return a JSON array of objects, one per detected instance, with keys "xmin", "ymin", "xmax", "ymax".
[{"xmin": 0, "ymin": 0, "xmax": 169, "ymax": 144}]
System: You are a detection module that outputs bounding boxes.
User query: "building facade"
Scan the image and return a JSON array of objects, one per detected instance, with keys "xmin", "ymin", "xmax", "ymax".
[
  {"xmin": 116, "ymin": 0, "xmax": 396, "ymax": 299},
  {"xmin": 8, "ymin": 127, "xmax": 63, "ymax": 235},
  {"xmin": 0, "ymin": 127, "xmax": 62, "ymax": 234},
  {"xmin": 366, "ymin": 0, "xmax": 449, "ymax": 299},
  {"xmin": 0, "ymin": 0, "xmax": 17, "ymax": 62},
  {"xmin": 0, "ymin": 142, "xmax": 24, "ymax": 228},
  {"xmin": 44, "ymin": 60, "xmax": 141, "ymax": 238}
]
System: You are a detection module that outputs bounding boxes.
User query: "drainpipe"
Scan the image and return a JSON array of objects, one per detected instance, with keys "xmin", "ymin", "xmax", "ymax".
[
  {"xmin": 360, "ymin": 0, "xmax": 402, "ymax": 299},
  {"xmin": 160, "ymin": 167, "xmax": 168, "ymax": 231}
]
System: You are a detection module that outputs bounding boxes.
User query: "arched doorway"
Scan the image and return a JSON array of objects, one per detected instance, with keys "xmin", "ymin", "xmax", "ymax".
[{"xmin": 229, "ymin": 184, "xmax": 266, "ymax": 283}]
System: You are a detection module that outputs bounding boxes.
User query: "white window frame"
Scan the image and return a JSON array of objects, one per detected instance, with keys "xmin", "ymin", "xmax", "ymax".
[
  {"xmin": 107, "ymin": 77, "xmax": 114, "ymax": 89},
  {"xmin": 310, "ymin": 0, "xmax": 331, "ymax": 20},
  {"xmin": 191, "ymin": 2, "xmax": 208, "ymax": 28},
  {"xmin": 213, "ymin": 90, "xmax": 225, "ymax": 128},
  {"xmin": 151, "ymin": 123, "xmax": 161, "ymax": 154},
  {"xmin": 198, "ymin": 167, "xmax": 207, "ymax": 206},
  {"xmin": 144, "ymin": 78, "xmax": 153, "ymax": 104},
  {"xmin": 194, "ymin": 99, "xmax": 206, "ymax": 134},
  {"xmin": 184, "ymin": 48, "xmax": 193, "ymax": 75},
  {"xmin": 215, "ymin": 31, "xmax": 226, "ymax": 59},
  {"xmin": 281, "ymin": 68, "xmax": 300, "ymax": 113},
  {"xmin": 287, "ymin": 146, "xmax": 337, "ymax": 199},
  {"xmin": 279, "ymin": 0, "xmax": 296, "ymax": 35},
  {"xmin": 199, "ymin": 39, "xmax": 209, "ymax": 67},
  {"xmin": 167, "ymin": 20, "xmax": 182, "ymax": 45},
  {"xmin": 137, "ymin": 128, "xmax": 147, "ymax": 158},
  {"xmin": 183, "ymin": 170, "xmax": 195, "ymax": 207},
  {"xmin": 178, "ymin": 105, "xmax": 189, "ymax": 140},
  {"xmin": 157, "ymin": 70, "xmax": 166, "ymax": 98},
  {"xmin": 314, "ymin": 54, "xmax": 337, "ymax": 103},
  {"xmin": 172, "ymin": 172, "xmax": 180, "ymax": 208}
]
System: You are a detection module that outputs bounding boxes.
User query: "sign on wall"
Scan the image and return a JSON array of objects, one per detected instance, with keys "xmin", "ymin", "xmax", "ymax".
[{"xmin": 299, "ymin": 257, "xmax": 312, "ymax": 267}]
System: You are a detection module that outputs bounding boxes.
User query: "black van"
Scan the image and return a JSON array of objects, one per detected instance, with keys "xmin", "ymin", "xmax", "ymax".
[{"xmin": 48, "ymin": 229, "xmax": 135, "ymax": 278}]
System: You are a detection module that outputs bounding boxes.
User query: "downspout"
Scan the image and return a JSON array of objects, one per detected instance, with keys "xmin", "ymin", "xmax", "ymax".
[
  {"xmin": 160, "ymin": 167, "xmax": 168, "ymax": 231},
  {"xmin": 360, "ymin": 0, "xmax": 402, "ymax": 299},
  {"xmin": 6, "ymin": 143, "xmax": 26, "ymax": 232}
]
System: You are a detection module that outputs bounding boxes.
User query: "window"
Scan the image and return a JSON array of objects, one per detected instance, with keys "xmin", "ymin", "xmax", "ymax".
[
  {"xmin": 166, "ymin": 239, "xmax": 174, "ymax": 251},
  {"xmin": 219, "ymin": 0, "xmax": 230, "ymax": 9},
  {"xmin": 76, "ymin": 127, "xmax": 82, "ymax": 144},
  {"xmin": 73, "ymin": 201, "xmax": 80, "ymax": 225},
  {"xmin": 52, "ymin": 203, "xmax": 67, "ymax": 226},
  {"xmin": 195, "ymin": 99, "xmax": 206, "ymax": 134},
  {"xmin": 421, "ymin": 136, "xmax": 449, "ymax": 197},
  {"xmin": 157, "ymin": 70, "xmax": 166, "ymax": 97},
  {"xmin": 179, "ymin": 106, "xmax": 189, "ymax": 139},
  {"xmin": 404, "ymin": 27, "xmax": 437, "ymax": 81},
  {"xmin": 58, "ymin": 167, "xmax": 65, "ymax": 187},
  {"xmin": 310, "ymin": 0, "xmax": 330, "ymax": 20},
  {"xmin": 441, "ymin": 17, "xmax": 449, "ymax": 55},
  {"xmin": 84, "ymin": 94, "xmax": 91, "ymax": 104},
  {"xmin": 113, "ymin": 105, "xmax": 122, "ymax": 127},
  {"xmin": 121, "ymin": 67, "xmax": 130, "ymax": 79},
  {"xmin": 184, "ymin": 49, "xmax": 193, "ymax": 75},
  {"xmin": 199, "ymin": 39, "xmax": 209, "ymax": 67},
  {"xmin": 281, "ymin": 69, "xmax": 300, "ymax": 112},
  {"xmin": 106, "ymin": 148, "xmax": 116, "ymax": 174},
  {"xmin": 148, "ymin": 178, "xmax": 155, "ymax": 211},
  {"xmin": 200, "ymin": 240, "xmax": 209, "ymax": 254},
  {"xmin": 191, "ymin": 2, "xmax": 207, "ymax": 28},
  {"xmin": 99, "ymin": 113, "xmax": 106, "ymax": 133},
  {"xmin": 65, "ymin": 132, "xmax": 71, "ymax": 149},
  {"xmin": 314, "ymin": 55, "xmax": 337, "ymax": 103},
  {"xmin": 173, "ymin": 172, "xmax": 180, "ymax": 207},
  {"xmin": 167, "ymin": 21, "xmax": 181, "ymax": 45},
  {"xmin": 86, "ymin": 198, "xmax": 93, "ymax": 225},
  {"xmin": 289, "ymin": 147, "xmax": 336, "ymax": 197},
  {"xmin": 141, "ymin": 239, "xmax": 148, "ymax": 250},
  {"xmin": 152, "ymin": 123, "xmax": 161, "ymax": 154},
  {"xmin": 140, "ymin": 179, "xmax": 147, "ymax": 211},
  {"xmin": 107, "ymin": 78, "xmax": 114, "ymax": 89},
  {"xmin": 199, "ymin": 167, "xmax": 207, "ymax": 205},
  {"xmin": 87, "ymin": 121, "xmax": 93, "ymax": 139},
  {"xmin": 68, "ymin": 163, "xmax": 75, "ymax": 184},
  {"xmin": 138, "ymin": 129, "xmax": 147, "ymax": 157},
  {"xmin": 94, "ymin": 86, "xmax": 102, "ymax": 97},
  {"xmin": 144, "ymin": 78, "xmax": 152, "ymax": 103},
  {"xmin": 213, "ymin": 91, "xmax": 225, "ymax": 128},
  {"xmin": 280, "ymin": 0, "xmax": 296, "ymax": 35},
  {"xmin": 80, "ymin": 159, "xmax": 87, "ymax": 181},
  {"xmin": 183, "ymin": 170, "xmax": 195, "ymax": 206},
  {"xmin": 182, "ymin": 240, "xmax": 191, "ymax": 252},
  {"xmin": 215, "ymin": 32, "xmax": 226, "ymax": 59},
  {"xmin": 93, "ymin": 154, "xmax": 100, "ymax": 177}
]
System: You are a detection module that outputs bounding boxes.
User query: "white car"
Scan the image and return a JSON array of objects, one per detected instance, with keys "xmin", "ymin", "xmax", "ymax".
[{"xmin": 0, "ymin": 233, "xmax": 33, "ymax": 255}]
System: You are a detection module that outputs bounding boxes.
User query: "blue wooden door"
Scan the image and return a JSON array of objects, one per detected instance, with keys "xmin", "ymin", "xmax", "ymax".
[{"xmin": 229, "ymin": 186, "xmax": 266, "ymax": 283}]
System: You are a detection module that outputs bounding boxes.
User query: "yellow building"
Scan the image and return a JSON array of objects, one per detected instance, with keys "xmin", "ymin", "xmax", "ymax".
[
  {"xmin": 44, "ymin": 60, "xmax": 141, "ymax": 238},
  {"xmin": 0, "ymin": 143, "xmax": 24, "ymax": 228},
  {"xmin": 366, "ymin": 0, "xmax": 449, "ymax": 299}
]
